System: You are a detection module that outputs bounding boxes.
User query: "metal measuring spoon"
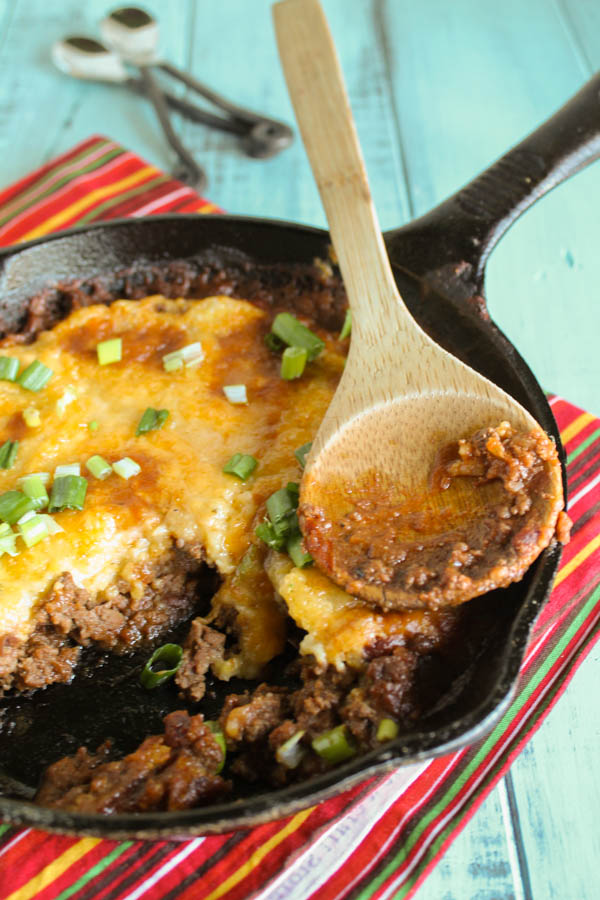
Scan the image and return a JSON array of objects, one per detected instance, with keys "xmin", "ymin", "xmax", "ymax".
[
  {"xmin": 52, "ymin": 36, "xmax": 208, "ymax": 191},
  {"xmin": 100, "ymin": 7, "xmax": 294, "ymax": 159},
  {"xmin": 52, "ymin": 37, "xmax": 254, "ymax": 135}
]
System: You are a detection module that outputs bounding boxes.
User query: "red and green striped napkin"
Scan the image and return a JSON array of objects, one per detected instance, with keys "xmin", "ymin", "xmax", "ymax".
[{"xmin": 0, "ymin": 136, "xmax": 599, "ymax": 900}]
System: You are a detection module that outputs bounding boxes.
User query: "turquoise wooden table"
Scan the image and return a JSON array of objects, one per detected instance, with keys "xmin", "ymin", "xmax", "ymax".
[{"xmin": 0, "ymin": 0, "xmax": 598, "ymax": 896}]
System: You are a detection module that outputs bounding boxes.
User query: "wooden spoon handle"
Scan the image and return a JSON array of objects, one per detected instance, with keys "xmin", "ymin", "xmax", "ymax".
[{"xmin": 273, "ymin": 0, "xmax": 417, "ymax": 346}]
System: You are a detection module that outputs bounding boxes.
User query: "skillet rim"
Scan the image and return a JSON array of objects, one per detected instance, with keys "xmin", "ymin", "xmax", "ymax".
[{"xmin": 0, "ymin": 213, "xmax": 564, "ymax": 837}]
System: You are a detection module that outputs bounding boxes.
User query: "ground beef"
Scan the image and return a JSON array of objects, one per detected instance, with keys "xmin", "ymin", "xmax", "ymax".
[
  {"xmin": 175, "ymin": 620, "xmax": 226, "ymax": 702},
  {"xmin": 35, "ymin": 711, "xmax": 228, "ymax": 813},
  {"xmin": 15, "ymin": 629, "xmax": 80, "ymax": 693},
  {"xmin": 3, "ymin": 258, "xmax": 347, "ymax": 346},
  {"xmin": 221, "ymin": 684, "xmax": 288, "ymax": 744},
  {"xmin": 0, "ymin": 546, "xmax": 214, "ymax": 696},
  {"xmin": 0, "ymin": 635, "xmax": 21, "ymax": 694},
  {"xmin": 45, "ymin": 546, "xmax": 208, "ymax": 653},
  {"xmin": 291, "ymin": 661, "xmax": 354, "ymax": 736}
]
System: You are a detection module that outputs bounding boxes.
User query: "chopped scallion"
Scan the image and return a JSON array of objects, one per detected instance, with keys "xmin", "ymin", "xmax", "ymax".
[
  {"xmin": 286, "ymin": 532, "xmax": 313, "ymax": 568},
  {"xmin": 0, "ymin": 357, "xmax": 19, "ymax": 382},
  {"xmin": 48, "ymin": 475, "xmax": 88, "ymax": 513},
  {"xmin": 0, "ymin": 525, "xmax": 18, "ymax": 557},
  {"xmin": 0, "ymin": 491, "xmax": 36, "ymax": 524},
  {"xmin": 205, "ymin": 721, "xmax": 226, "ymax": 773},
  {"xmin": 0, "ymin": 440, "xmax": 18, "ymax": 470},
  {"xmin": 113, "ymin": 457, "xmax": 141, "ymax": 480},
  {"xmin": 96, "ymin": 338, "xmax": 122, "ymax": 366},
  {"xmin": 18, "ymin": 472, "xmax": 50, "ymax": 486},
  {"xmin": 281, "ymin": 346, "xmax": 308, "ymax": 380},
  {"xmin": 294, "ymin": 442, "xmax": 312, "ymax": 468},
  {"xmin": 88, "ymin": 420, "xmax": 99, "ymax": 433},
  {"xmin": 136, "ymin": 407, "xmax": 169, "ymax": 436},
  {"xmin": 162, "ymin": 354, "xmax": 183, "ymax": 373},
  {"xmin": 23, "ymin": 407, "xmax": 41, "ymax": 427},
  {"xmin": 376, "ymin": 718, "xmax": 399, "ymax": 742},
  {"xmin": 39, "ymin": 514, "xmax": 64, "ymax": 535},
  {"xmin": 339, "ymin": 309, "xmax": 352, "ymax": 340},
  {"xmin": 271, "ymin": 313, "xmax": 325, "ymax": 361},
  {"xmin": 20, "ymin": 474, "xmax": 49, "ymax": 509},
  {"xmin": 140, "ymin": 643, "xmax": 183, "ymax": 688},
  {"xmin": 256, "ymin": 482, "xmax": 306, "ymax": 558},
  {"xmin": 311, "ymin": 725, "xmax": 356, "ymax": 764},
  {"xmin": 223, "ymin": 384, "xmax": 248, "ymax": 405},
  {"xmin": 17, "ymin": 360, "xmax": 53, "ymax": 392},
  {"xmin": 255, "ymin": 520, "xmax": 286, "ymax": 550},
  {"xmin": 17, "ymin": 512, "xmax": 50, "ymax": 548},
  {"xmin": 266, "ymin": 486, "xmax": 296, "ymax": 526},
  {"xmin": 85, "ymin": 455, "xmax": 113, "ymax": 480},
  {"xmin": 223, "ymin": 453, "xmax": 258, "ymax": 480},
  {"xmin": 162, "ymin": 342, "xmax": 204, "ymax": 372},
  {"xmin": 275, "ymin": 730, "xmax": 306, "ymax": 769},
  {"xmin": 265, "ymin": 332, "xmax": 285, "ymax": 353},
  {"xmin": 54, "ymin": 463, "xmax": 80, "ymax": 478}
]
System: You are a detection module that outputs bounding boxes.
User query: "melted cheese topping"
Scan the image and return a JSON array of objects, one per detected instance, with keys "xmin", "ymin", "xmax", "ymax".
[
  {"xmin": 0, "ymin": 295, "xmax": 343, "ymax": 643},
  {"xmin": 265, "ymin": 552, "xmax": 447, "ymax": 669}
]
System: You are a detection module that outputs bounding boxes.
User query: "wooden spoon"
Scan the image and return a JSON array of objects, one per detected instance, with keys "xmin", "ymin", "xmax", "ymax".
[{"xmin": 272, "ymin": 0, "xmax": 565, "ymax": 610}]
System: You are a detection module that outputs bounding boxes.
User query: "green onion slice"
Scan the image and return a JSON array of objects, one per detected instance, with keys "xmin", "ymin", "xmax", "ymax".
[
  {"xmin": 311, "ymin": 725, "xmax": 356, "ymax": 764},
  {"xmin": 54, "ymin": 463, "xmax": 80, "ymax": 478},
  {"xmin": 39, "ymin": 514, "xmax": 64, "ymax": 536},
  {"xmin": 19, "ymin": 474, "xmax": 49, "ymax": 509},
  {"xmin": 205, "ymin": 721, "xmax": 226, "ymax": 773},
  {"xmin": 0, "ymin": 527, "xmax": 18, "ymax": 557},
  {"xmin": 48, "ymin": 475, "xmax": 88, "ymax": 513},
  {"xmin": 294, "ymin": 442, "xmax": 312, "ymax": 468},
  {"xmin": 271, "ymin": 313, "xmax": 325, "ymax": 361},
  {"xmin": 162, "ymin": 342, "xmax": 204, "ymax": 372},
  {"xmin": 255, "ymin": 520, "xmax": 286, "ymax": 550},
  {"xmin": 0, "ymin": 440, "xmax": 18, "ymax": 470},
  {"xmin": 18, "ymin": 472, "xmax": 50, "ymax": 486},
  {"xmin": 96, "ymin": 338, "xmax": 122, "ymax": 366},
  {"xmin": 23, "ymin": 407, "xmax": 40, "ymax": 427},
  {"xmin": 0, "ymin": 357, "xmax": 19, "ymax": 382},
  {"xmin": 136, "ymin": 407, "xmax": 169, "ymax": 436},
  {"xmin": 223, "ymin": 453, "xmax": 257, "ymax": 480},
  {"xmin": 88, "ymin": 420, "xmax": 99, "ymax": 433},
  {"xmin": 286, "ymin": 532, "xmax": 313, "ymax": 568},
  {"xmin": 265, "ymin": 332, "xmax": 285, "ymax": 353},
  {"xmin": 0, "ymin": 491, "xmax": 36, "ymax": 524},
  {"xmin": 266, "ymin": 486, "xmax": 296, "ymax": 526},
  {"xmin": 85, "ymin": 455, "xmax": 113, "ymax": 480},
  {"xmin": 17, "ymin": 511, "xmax": 50, "ymax": 548},
  {"xmin": 223, "ymin": 384, "xmax": 248, "ymax": 405},
  {"xmin": 17, "ymin": 360, "xmax": 53, "ymax": 392},
  {"xmin": 140, "ymin": 643, "xmax": 183, "ymax": 689},
  {"xmin": 113, "ymin": 457, "xmax": 141, "ymax": 480},
  {"xmin": 275, "ymin": 730, "xmax": 306, "ymax": 769},
  {"xmin": 281, "ymin": 346, "xmax": 307, "ymax": 380},
  {"xmin": 376, "ymin": 718, "xmax": 399, "ymax": 742},
  {"xmin": 339, "ymin": 310, "xmax": 352, "ymax": 340}
]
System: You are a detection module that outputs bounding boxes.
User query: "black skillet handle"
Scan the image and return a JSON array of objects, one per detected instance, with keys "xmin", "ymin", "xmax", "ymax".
[{"xmin": 384, "ymin": 72, "xmax": 600, "ymax": 301}]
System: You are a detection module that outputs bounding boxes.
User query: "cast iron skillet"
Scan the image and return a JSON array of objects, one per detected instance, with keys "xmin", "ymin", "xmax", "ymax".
[{"xmin": 0, "ymin": 74, "xmax": 599, "ymax": 839}]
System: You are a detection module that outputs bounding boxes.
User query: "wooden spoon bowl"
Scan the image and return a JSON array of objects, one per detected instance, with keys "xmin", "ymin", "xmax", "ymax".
[{"xmin": 274, "ymin": 0, "xmax": 565, "ymax": 610}]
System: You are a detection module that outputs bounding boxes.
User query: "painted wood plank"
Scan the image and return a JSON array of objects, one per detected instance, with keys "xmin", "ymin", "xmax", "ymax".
[
  {"xmin": 376, "ymin": 0, "xmax": 600, "ymax": 416},
  {"xmin": 0, "ymin": 0, "xmax": 194, "ymax": 184},
  {"xmin": 505, "ymin": 647, "xmax": 600, "ymax": 900},
  {"xmin": 179, "ymin": 0, "xmax": 411, "ymax": 227},
  {"xmin": 412, "ymin": 786, "xmax": 522, "ymax": 900}
]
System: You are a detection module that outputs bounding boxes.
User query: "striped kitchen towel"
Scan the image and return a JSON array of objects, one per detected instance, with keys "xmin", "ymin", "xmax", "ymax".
[{"xmin": 0, "ymin": 136, "xmax": 599, "ymax": 900}]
